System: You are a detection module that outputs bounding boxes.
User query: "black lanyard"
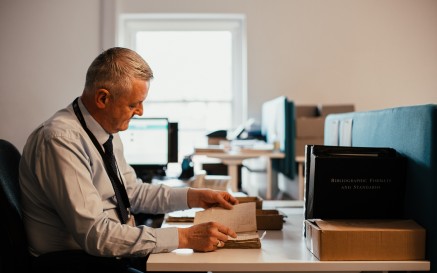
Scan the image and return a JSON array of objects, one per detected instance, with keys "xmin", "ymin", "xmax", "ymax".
[{"xmin": 72, "ymin": 97, "xmax": 131, "ymax": 222}]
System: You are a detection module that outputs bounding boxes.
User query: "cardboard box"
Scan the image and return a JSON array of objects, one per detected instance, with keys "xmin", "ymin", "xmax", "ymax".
[
  {"xmin": 236, "ymin": 196, "xmax": 263, "ymax": 209},
  {"xmin": 319, "ymin": 104, "xmax": 355, "ymax": 117},
  {"xmin": 296, "ymin": 117, "xmax": 326, "ymax": 138},
  {"xmin": 305, "ymin": 219, "xmax": 426, "ymax": 261},
  {"xmin": 256, "ymin": 209, "xmax": 284, "ymax": 230},
  {"xmin": 296, "ymin": 105, "xmax": 318, "ymax": 118}
]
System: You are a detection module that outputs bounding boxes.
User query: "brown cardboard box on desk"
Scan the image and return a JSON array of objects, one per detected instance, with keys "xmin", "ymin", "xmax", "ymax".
[
  {"xmin": 167, "ymin": 196, "xmax": 284, "ymax": 230},
  {"xmin": 236, "ymin": 196, "xmax": 263, "ymax": 209},
  {"xmin": 256, "ymin": 209, "xmax": 284, "ymax": 230},
  {"xmin": 236, "ymin": 196, "xmax": 284, "ymax": 230},
  {"xmin": 305, "ymin": 219, "xmax": 426, "ymax": 261}
]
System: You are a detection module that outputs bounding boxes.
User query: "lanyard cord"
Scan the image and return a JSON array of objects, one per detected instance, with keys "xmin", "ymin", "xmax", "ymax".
[{"xmin": 72, "ymin": 97, "xmax": 131, "ymax": 222}]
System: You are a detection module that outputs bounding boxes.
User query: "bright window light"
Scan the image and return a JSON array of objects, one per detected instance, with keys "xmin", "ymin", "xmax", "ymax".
[{"xmin": 119, "ymin": 14, "xmax": 246, "ymax": 159}]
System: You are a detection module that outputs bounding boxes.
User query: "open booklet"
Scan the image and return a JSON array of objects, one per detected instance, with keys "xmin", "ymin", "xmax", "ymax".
[{"xmin": 193, "ymin": 202, "xmax": 261, "ymax": 249}]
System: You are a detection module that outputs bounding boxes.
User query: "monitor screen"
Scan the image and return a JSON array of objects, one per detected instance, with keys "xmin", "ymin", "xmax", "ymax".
[
  {"xmin": 119, "ymin": 117, "xmax": 169, "ymax": 168},
  {"xmin": 261, "ymin": 96, "xmax": 295, "ymax": 179},
  {"xmin": 261, "ymin": 96, "xmax": 287, "ymax": 151}
]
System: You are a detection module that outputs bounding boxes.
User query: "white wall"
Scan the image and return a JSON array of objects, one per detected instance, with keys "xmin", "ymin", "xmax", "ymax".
[
  {"xmin": 1, "ymin": 0, "xmax": 437, "ymax": 152},
  {"xmin": 0, "ymin": 0, "xmax": 101, "ymax": 151}
]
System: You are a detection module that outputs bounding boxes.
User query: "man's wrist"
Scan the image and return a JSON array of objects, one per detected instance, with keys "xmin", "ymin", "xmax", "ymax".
[
  {"xmin": 187, "ymin": 188, "xmax": 197, "ymax": 208},
  {"xmin": 177, "ymin": 227, "xmax": 188, "ymax": 249}
]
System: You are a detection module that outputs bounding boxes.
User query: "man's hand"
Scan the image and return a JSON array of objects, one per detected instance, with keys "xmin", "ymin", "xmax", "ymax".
[
  {"xmin": 187, "ymin": 188, "xmax": 239, "ymax": 210},
  {"xmin": 178, "ymin": 222, "xmax": 237, "ymax": 252}
]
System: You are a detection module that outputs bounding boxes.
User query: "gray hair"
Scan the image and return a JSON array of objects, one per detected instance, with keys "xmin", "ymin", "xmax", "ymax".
[{"xmin": 84, "ymin": 47, "xmax": 154, "ymax": 99}]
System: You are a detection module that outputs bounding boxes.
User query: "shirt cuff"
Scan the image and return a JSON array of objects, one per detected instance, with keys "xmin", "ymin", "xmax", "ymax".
[
  {"xmin": 169, "ymin": 187, "xmax": 190, "ymax": 211},
  {"xmin": 152, "ymin": 227, "xmax": 179, "ymax": 254}
]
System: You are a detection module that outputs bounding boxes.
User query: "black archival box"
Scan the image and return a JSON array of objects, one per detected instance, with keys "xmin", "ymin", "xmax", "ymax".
[{"xmin": 304, "ymin": 145, "xmax": 406, "ymax": 220}]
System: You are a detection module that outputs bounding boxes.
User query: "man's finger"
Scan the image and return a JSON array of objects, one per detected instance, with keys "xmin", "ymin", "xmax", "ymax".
[
  {"xmin": 216, "ymin": 193, "xmax": 236, "ymax": 210},
  {"xmin": 216, "ymin": 223, "xmax": 237, "ymax": 238}
]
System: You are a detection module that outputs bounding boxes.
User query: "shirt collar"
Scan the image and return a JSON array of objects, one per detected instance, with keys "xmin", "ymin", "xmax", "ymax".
[{"xmin": 76, "ymin": 97, "xmax": 111, "ymax": 145}]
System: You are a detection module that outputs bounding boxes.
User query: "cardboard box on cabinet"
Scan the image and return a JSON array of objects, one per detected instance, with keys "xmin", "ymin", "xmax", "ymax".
[
  {"xmin": 294, "ymin": 104, "xmax": 354, "ymax": 157},
  {"xmin": 296, "ymin": 105, "xmax": 318, "ymax": 118},
  {"xmin": 296, "ymin": 117, "xmax": 326, "ymax": 138},
  {"xmin": 318, "ymin": 104, "xmax": 355, "ymax": 117}
]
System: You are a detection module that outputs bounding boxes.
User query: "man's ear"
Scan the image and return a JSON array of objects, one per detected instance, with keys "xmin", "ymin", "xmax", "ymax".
[{"xmin": 95, "ymin": 89, "xmax": 110, "ymax": 109}]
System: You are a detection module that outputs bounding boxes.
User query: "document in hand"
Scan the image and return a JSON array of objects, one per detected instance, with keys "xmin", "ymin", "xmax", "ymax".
[{"xmin": 193, "ymin": 202, "xmax": 261, "ymax": 249}]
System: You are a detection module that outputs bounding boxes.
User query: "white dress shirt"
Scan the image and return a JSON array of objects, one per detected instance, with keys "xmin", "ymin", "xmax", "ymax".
[{"xmin": 19, "ymin": 98, "xmax": 189, "ymax": 257}]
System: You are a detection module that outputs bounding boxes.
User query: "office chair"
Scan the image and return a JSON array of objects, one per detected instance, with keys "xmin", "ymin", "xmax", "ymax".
[
  {"xmin": 0, "ymin": 140, "xmax": 144, "ymax": 273},
  {"xmin": 0, "ymin": 139, "xmax": 31, "ymax": 273}
]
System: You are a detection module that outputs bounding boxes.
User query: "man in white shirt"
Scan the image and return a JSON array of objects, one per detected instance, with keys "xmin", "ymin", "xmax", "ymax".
[{"xmin": 19, "ymin": 47, "xmax": 238, "ymax": 273}]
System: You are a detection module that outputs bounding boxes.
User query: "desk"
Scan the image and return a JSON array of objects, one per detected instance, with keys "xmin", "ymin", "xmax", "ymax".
[
  {"xmin": 194, "ymin": 147, "xmax": 285, "ymax": 199},
  {"xmin": 147, "ymin": 200, "xmax": 430, "ymax": 272}
]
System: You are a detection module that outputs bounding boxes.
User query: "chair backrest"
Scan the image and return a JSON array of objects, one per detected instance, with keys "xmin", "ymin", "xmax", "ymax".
[{"xmin": 0, "ymin": 139, "xmax": 31, "ymax": 273}]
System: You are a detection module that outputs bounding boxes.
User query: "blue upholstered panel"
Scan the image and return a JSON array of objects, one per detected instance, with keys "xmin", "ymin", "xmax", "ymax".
[{"xmin": 324, "ymin": 104, "xmax": 437, "ymax": 270}]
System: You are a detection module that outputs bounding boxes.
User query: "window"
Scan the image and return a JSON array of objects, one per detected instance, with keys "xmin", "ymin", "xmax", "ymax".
[{"xmin": 119, "ymin": 14, "xmax": 246, "ymax": 159}]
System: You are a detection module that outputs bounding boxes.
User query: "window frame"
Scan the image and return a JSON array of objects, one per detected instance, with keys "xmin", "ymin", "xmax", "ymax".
[{"xmin": 118, "ymin": 13, "xmax": 247, "ymax": 129}]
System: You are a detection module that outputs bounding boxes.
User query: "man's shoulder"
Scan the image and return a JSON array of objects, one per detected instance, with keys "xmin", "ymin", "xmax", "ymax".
[
  {"xmin": 22, "ymin": 105, "xmax": 86, "ymax": 158},
  {"xmin": 41, "ymin": 106, "xmax": 83, "ymax": 140}
]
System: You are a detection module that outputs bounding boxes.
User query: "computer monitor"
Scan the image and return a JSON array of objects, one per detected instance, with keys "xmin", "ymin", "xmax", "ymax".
[
  {"xmin": 119, "ymin": 117, "xmax": 170, "ymax": 180},
  {"xmin": 261, "ymin": 96, "xmax": 296, "ymax": 179}
]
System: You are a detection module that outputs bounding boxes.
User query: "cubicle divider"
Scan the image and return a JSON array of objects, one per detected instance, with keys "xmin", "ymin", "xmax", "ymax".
[
  {"xmin": 242, "ymin": 96, "xmax": 297, "ymax": 199},
  {"xmin": 324, "ymin": 104, "xmax": 437, "ymax": 272},
  {"xmin": 261, "ymin": 96, "xmax": 296, "ymax": 179}
]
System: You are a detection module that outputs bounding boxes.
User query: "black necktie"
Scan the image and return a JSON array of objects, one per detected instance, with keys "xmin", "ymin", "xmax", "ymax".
[{"xmin": 103, "ymin": 135, "xmax": 130, "ymax": 224}]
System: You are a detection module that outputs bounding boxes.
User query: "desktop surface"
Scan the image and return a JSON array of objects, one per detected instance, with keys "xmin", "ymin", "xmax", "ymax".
[{"xmin": 147, "ymin": 201, "xmax": 430, "ymax": 272}]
